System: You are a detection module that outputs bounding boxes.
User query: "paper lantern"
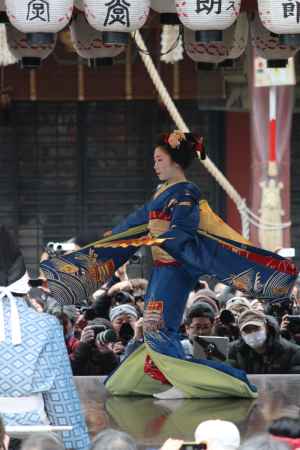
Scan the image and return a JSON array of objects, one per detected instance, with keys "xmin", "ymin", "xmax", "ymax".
[
  {"xmin": 84, "ymin": 0, "xmax": 150, "ymax": 44},
  {"xmin": 258, "ymin": 0, "xmax": 300, "ymax": 45},
  {"xmin": 184, "ymin": 12, "xmax": 248, "ymax": 66},
  {"xmin": 251, "ymin": 14, "xmax": 300, "ymax": 68},
  {"xmin": 70, "ymin": 11, "xmax": 125, "ymax": 67},
  {"xmin": 6, "ymin": 0, "xmax": 74, "ymax": 33},
  {"xmin": 177, "ymin": 0, "xmax": 241, "ymax": 42},
  {"xmin": 6, "ymin": 23, "xmax": 56, "ymax": 68},
  {"xmin": 151, "ymin": 0, "xmax": 178, "ymax": 24}
]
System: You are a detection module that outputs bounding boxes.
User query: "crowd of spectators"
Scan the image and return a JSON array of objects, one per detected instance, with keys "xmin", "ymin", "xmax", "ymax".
[
  {"xmin": 6, "ymin": 249, "xmax": 298, "ymax": 450},
  {"xmin": 26, "ymin": 258, "xmax": 300, "ymax": 377}
]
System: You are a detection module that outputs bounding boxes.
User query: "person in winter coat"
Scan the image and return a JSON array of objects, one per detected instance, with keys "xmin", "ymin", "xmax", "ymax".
[
  {"xmin": 71, "ymin": 318, "xmax": 119, "ymax": 376},
  {"xmin": 228, "ymin": 309, "xmax": 300, "ymax": 374}
]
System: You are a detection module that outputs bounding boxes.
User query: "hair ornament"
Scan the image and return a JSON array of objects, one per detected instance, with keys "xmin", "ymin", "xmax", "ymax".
[{"xmin": 164, "ymin": 130, "xmax": 186, "ymax": 149}]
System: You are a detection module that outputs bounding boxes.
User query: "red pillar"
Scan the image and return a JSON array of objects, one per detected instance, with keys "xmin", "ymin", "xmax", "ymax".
[{"xmin": 225, "ymin": 112, "xmax": 251, "ymax": 232}]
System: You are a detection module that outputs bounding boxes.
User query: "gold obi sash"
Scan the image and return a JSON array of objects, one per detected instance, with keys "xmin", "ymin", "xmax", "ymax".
[{"xmin": 148, "ymin": 211, "xmax": 177, "ymax": 264}]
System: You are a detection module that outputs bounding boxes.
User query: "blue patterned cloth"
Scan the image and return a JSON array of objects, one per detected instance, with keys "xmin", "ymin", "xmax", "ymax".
[{"xmin": 0, "ymin": 297, "xmax": 90, "ymax": 450}]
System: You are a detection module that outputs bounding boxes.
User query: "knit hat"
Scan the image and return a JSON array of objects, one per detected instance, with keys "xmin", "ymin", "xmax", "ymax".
[
  {"xmin": 238, "ymin": 309, "xmax": 267, "ymax": 332},
  {"xmin": 0, "ymin": 225, "xmax": 30, "ymax": 345},
  {"xmin": 226, "ymin": 297, "xmax": 252, "ymax": 312},
  {"xmin": 194, "ymin": 420, "xmax": 240, "ymax": 450},
  {"xmin": 193, "ymin": 296, "xmax": 219, "ymax": 314},
  {"xmin": 109, "ymin": 304, "xmax": 138, "ymax": 322},
  {"xmin": 187, "ymin": 301, "xmax": 216, "ymax": 321},
  {"xmin": 88, "ymin": 317, "xmax": 113, "ymax": 330}
]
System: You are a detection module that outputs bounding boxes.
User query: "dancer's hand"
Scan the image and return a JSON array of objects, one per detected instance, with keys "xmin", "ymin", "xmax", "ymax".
[
  {"xmin": 134, "ymin": 318, "xmax": 144, "ymax": 341},
  {"xmin": 103, "ymin": 230, "xmax": 113, "ymax": 237}
]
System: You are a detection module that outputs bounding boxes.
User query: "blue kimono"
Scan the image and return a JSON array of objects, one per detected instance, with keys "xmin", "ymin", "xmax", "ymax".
[
  {"xmin": 0, "ymin": 297, "xmax": 90, "ymax": 450},
  {"xmin": 41, "ymin": 180, "xmax": 297, "ymax": 398},
  {"xmin": 112, "ymin": 180, "xmax": 202, "ymax": 360}
]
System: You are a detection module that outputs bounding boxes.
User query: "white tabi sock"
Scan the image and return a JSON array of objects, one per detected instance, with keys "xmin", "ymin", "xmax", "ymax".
[{"xmin": 153, "ymin": 387, "xmax": 187, "ymax": 400}]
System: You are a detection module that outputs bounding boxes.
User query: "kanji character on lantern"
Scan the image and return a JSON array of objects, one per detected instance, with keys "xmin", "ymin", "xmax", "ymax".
[
  {"xmin": 282, "ymin": 1, "xmax": 300, "ymax": 23},
  {"xmin": 227, "ymin": 1, "xmax": 236, "ymax": 10},
  {"xmin": 26, "ymin": 0, "xmax": 50, "ymax": 22},
  {"xmin": 104, "ymin": 0, "xmax": 131, "ymax": 27},
  {"xmin": 196, "ymin": 0, "xmax": 222, "ymax": 15}
]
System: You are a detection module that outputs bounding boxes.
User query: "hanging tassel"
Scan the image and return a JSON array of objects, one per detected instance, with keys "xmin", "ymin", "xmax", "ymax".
[
  {"xmin": 0, "ymin": 24, "xmax": 17, "ymax": 66},
  {"xmin": 160, "ymin": 25, "xmax": 183, "ymax": 64}
]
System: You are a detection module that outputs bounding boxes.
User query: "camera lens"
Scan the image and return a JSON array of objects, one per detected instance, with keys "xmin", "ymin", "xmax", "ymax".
[
  {"xmin": 97, "ymin": 329, "xmax": 118, "ymax": 345},
  {"xmin": 119, "ymin": 322, "xmax": 134, "ymax": 344}
]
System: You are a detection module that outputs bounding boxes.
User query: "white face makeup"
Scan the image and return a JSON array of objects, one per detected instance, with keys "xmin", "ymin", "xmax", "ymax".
[{"xmin": 153, "ymin": 147, "xmax": 181, "ymax": 182}]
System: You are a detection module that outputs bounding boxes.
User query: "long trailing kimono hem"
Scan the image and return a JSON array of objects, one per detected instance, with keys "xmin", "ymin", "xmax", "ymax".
[
  {"xmin": 105, "ymin": 344, "xmax": 258, "ymax": 399},
  {"xmin": 41, "ymin": 182, "xmax": 298, "ymax": 399}
]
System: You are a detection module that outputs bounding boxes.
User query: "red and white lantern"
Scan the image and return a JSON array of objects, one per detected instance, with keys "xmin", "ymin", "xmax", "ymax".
[
  {"xmin": 258, "ymin": 0, "xmax": 300, "ymax": 43},
  {"xmin": 251, "ymin": 14, "xmax": 299, "ymax": 67},
  {"xmin": 177, "ymin": 0, "xmax": 241, "ymax": 42},
  {"xmin": 184, "ymin": 12, "xmax": 248, "ymax": 65},
  {"xmin": 84, "ymin": 0, "xmax": 150, "ymax": 44},
  {"xmin": 6, "ymin": 0, "xmax": 74, "ymax": 33},
  {"xmin": 6, "ymin": 23, "xmax": 56, "ymax": 67},
  {"xmin": 70, "ymin": 12, "xmax": 125, "ymax": 66}
]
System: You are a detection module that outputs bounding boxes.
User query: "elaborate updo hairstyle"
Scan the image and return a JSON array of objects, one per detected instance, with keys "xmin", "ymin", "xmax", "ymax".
[{"xmin": 156, "ymin": 130, "xmax": 206, "ymax": 170}]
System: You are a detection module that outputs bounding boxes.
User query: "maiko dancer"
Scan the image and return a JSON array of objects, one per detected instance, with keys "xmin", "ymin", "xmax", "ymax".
[{"xmin": 41, "ymin": 131, "xmax": 298, "ymax": 399}]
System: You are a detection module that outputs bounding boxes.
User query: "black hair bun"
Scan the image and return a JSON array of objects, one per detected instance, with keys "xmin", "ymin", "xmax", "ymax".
[{"xmin": 156, "ymin": 131, "xmax": 206, "ymax": 170}]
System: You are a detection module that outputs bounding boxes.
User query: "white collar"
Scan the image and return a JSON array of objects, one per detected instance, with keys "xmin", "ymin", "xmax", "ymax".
[{"xmin": 0, "ymin": 272, "xmax": 30, "ymax": 345}]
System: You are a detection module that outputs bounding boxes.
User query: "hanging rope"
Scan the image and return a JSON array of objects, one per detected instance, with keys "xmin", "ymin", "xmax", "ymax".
[{"xmin": 132, "ymin": 30, "xmax": 291, "ymax": 239}]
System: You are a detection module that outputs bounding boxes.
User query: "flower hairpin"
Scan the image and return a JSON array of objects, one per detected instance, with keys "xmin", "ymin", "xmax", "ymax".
[{"xmin": 164, "ymin": 130, "xmax": 186, "ymax": 149}]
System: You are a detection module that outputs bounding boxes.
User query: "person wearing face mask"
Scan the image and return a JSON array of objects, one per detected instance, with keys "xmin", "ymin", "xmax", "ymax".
[{"xmin": 228, "ymin": 309, "xmax": 300, "ymax": 374}]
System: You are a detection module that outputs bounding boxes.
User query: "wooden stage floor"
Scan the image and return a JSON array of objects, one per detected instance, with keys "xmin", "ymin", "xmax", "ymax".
[{"xmin": 74, "ymin": 375, "xmax": 300, "ymax": 447}]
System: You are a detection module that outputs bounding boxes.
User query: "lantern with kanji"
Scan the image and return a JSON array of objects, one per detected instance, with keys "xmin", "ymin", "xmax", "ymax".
[
  {"xmin": 70, "ymin": 11, "xmax": 125, "ymax": 68},
  {"xmin": 84, "ymin": 0, "xmax": 150, "ymax": 44},
  {"xmin": 6, "ymin": 23, "xmax": 56, "ymax": 68},
  {"xmin": 258, "ymin": 0, "xmax": 300, "ymax": 45},
  {"xmin": 151, "ymin": 0, "xmax": 178, "ymax": 24},
  {"xmin": 251, "ymin": 14, "xmax": 300, "ymax": 68},
  {"xmin": 184, "ymin": 12, "xmax": 248, "ymax": 67},
  {"xmin": 177, "ymin": 0, "xmax": 241, "ymax": 42},
  {"xmin": 6, "ymin": 0, "xmax": 74, "ymax": 45}
]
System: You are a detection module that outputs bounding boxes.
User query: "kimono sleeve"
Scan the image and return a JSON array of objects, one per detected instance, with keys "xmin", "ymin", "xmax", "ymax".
[
  {"xmin": 43, "ymin": 320, "xmax": 90, "ymax": 450},
  {"xmin": 159, "ymin": 189, "xmax": 214, "ymax": 278},
  {"xmin": 112, "ymin": 203, "xmax": 149, "ymax": 234}
]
